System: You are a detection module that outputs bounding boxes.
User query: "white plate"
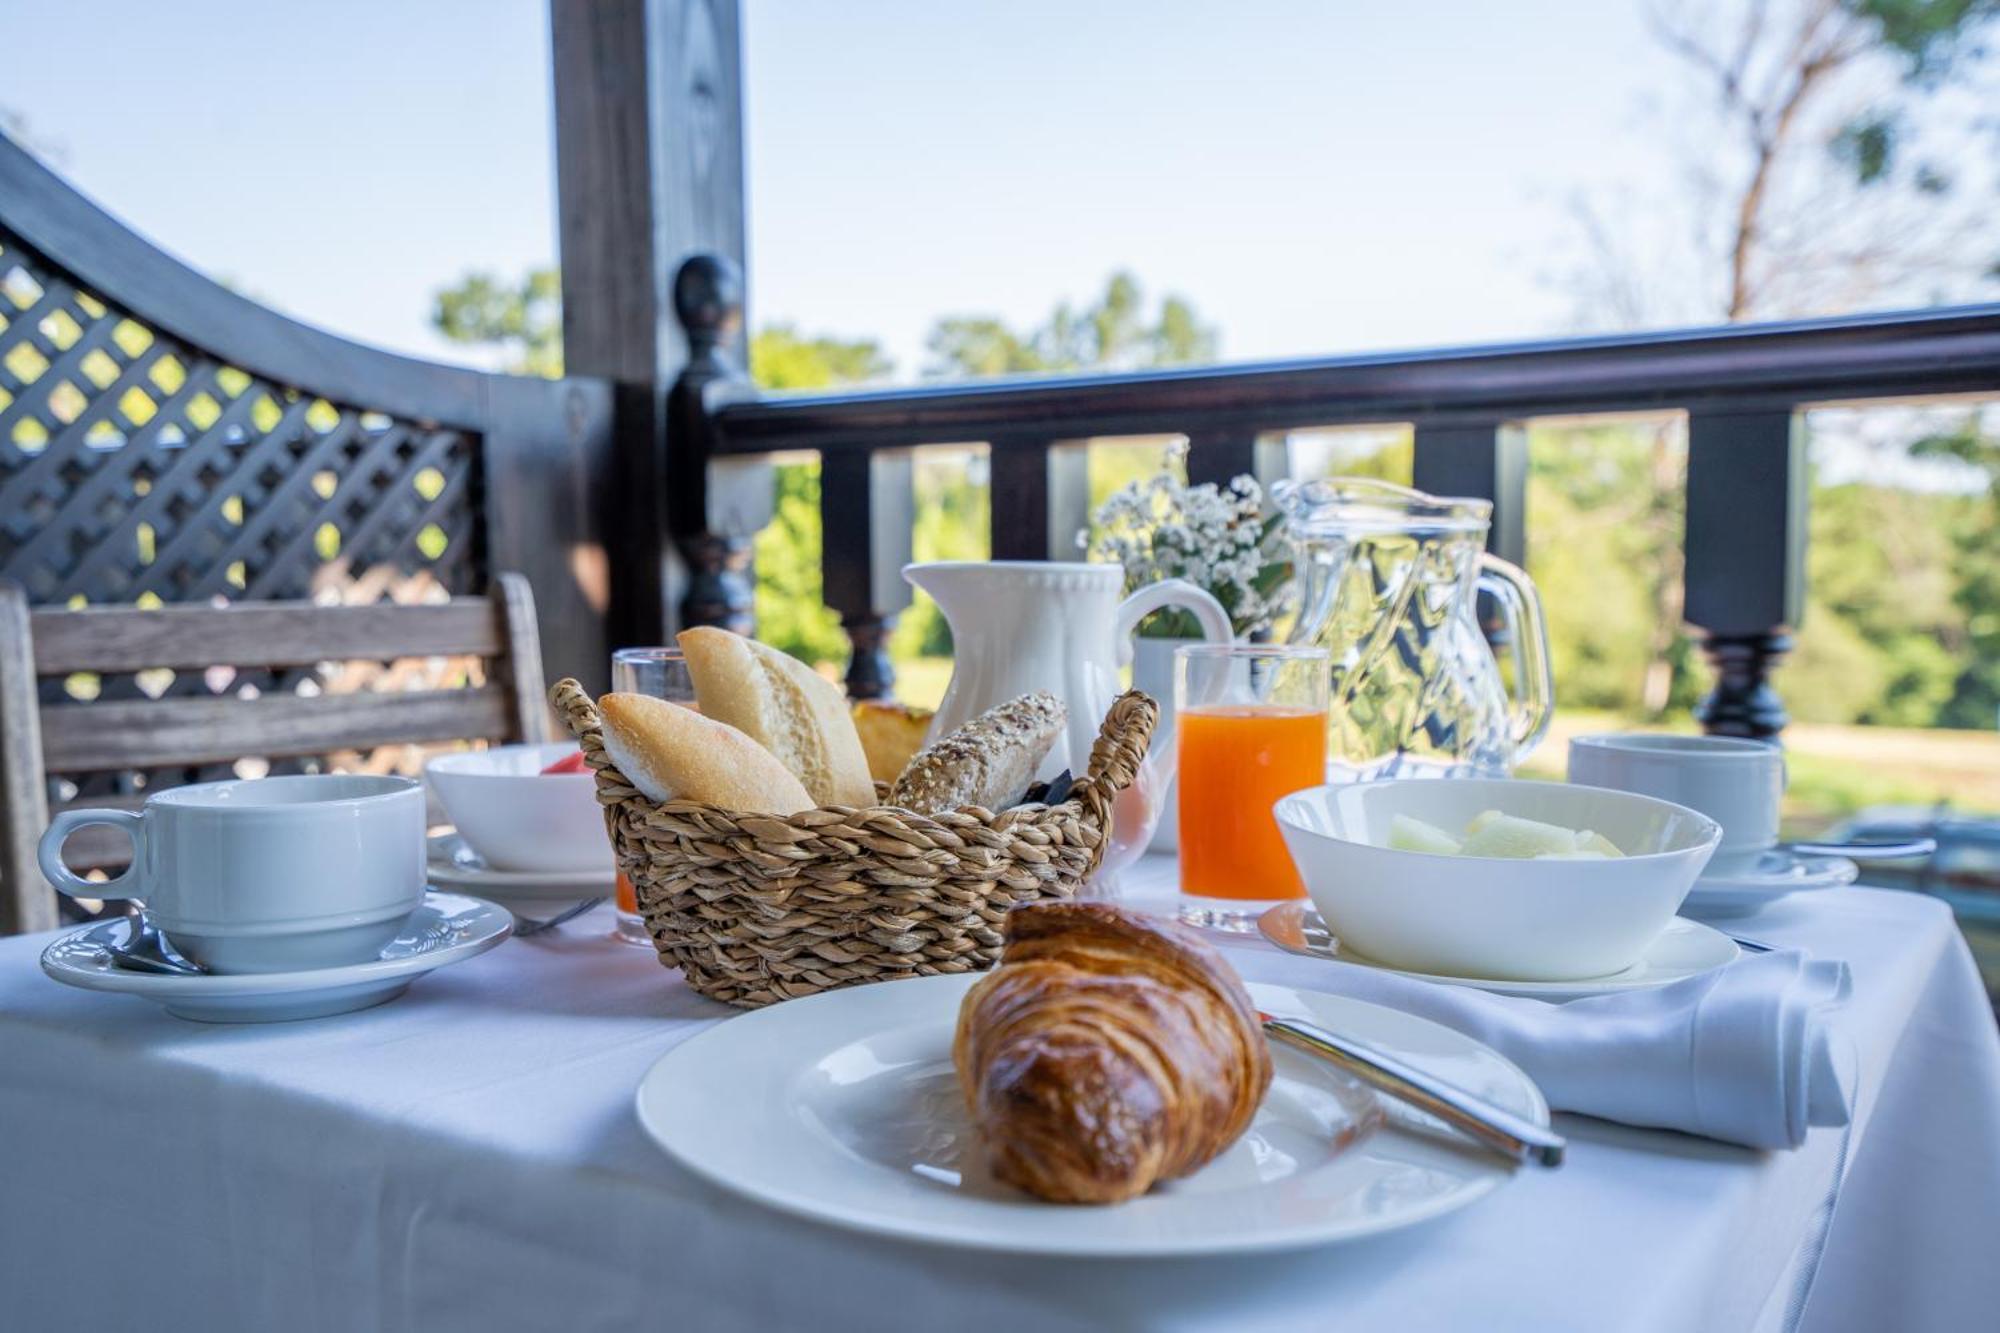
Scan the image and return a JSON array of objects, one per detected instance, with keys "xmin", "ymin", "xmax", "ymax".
[
  {"xmin": 634, "ymin": 972, "xmax": 1546, "ymax": 1257},
  {"xmin": 1683, "ymin": 851, "xmax": 1858, "ymax": 917},
  {"xmin": 426, "ymin": 832, "xmax": 615, "ymax": 906},
  {"xmin": 40, "ymin": 893, "xmax": 512, "ymax": 1022},
  {"xmin": 1258, "ymin": 902, "xmax": 1741, "ymax": 1001}
]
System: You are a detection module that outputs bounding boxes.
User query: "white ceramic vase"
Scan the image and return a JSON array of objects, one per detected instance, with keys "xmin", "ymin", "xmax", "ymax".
[{"xmin": 1131, "ymin": 635, "xmax": 1203, "ymax": 854}]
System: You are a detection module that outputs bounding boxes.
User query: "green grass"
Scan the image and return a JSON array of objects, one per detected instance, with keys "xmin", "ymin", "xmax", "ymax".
[
  {"xmin": 1519, "ymin": 708, "xmax": 1999, "ymax": 836},
  {"xmin": 889, "ymin": 658, "xmax": 1999, "ymax": 839}
]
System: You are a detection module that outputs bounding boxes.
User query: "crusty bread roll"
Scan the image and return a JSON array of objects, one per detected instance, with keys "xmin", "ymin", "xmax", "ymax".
[
  {"xmin": 676, "ymin": 627, "xmax": 875, "ymax": 808},
  {"xmin": 597, "ymin": 692, "xmax": 813, "ymax": 815},
  {"xmin": 890, "ymin": 692, "xmax": 1066, "ymax": 814},
  {"xmin": 852, "ymin": 700, "xmax": 934, "ymax": 784}
]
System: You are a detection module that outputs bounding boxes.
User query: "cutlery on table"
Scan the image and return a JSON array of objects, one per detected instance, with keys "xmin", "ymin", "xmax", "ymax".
[
  {"xmin": 512, "ymin": 897, "xmax": 607, "ymax": 937},
  {"xmin": 1782, "ymin": 837, "xmax": 1934, "ymax": 861},
  {"xmin": 104, "ymin": 911, "xmax": 205, "ymax": 976},
  {"xmin": 1259, "ymin": 1011, "xmax": 1566, "ymax": 1167}
]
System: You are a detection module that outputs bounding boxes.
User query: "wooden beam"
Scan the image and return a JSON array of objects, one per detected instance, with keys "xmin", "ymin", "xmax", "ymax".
[
  {"xmin": 1412, "ymin": 420, "xmax": 1528, "ymax": 566},
  {"xmin": 0, "ymin": 582, "xmax": 56, "ymax": 934},
  {"xmin": 822, "ymin": 451, "xmax": 914, "ymax": 699},
  {"xmin": 28, "ymin": 602, "xmax": 504, "ymax": 674},
  {"xmin": 551, "ymin": 0, "xmax": 754, "ymax": 647},
  {"xmin": 989, "ymin": 439, "xmax": 1090, "ymax": 560},
  {"xmin": 1684, "ymin": 408, "xmax": 1806, "ymax": 738},
  {"xmin": 41, "ymin": 687, "xmax": 516, "ymax": 772},
  {"xmin": 1184, "ymin": 429, "xmax": 1290, "ymax": 496},
  {"xmin": 480, "ymin": 375, "xmax": 616, "ymax": 692}
]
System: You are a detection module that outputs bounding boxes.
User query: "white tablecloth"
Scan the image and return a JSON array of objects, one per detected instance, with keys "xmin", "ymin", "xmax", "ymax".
[{"xmin": 2, "ymin": 862, "xmax": 1997, "ymax": 1333}]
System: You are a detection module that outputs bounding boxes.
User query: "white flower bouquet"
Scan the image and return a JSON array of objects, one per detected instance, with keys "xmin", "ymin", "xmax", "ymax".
[{"xmin": 1083, "ymin": 441, "xmax": 1293, "ymax": 639}]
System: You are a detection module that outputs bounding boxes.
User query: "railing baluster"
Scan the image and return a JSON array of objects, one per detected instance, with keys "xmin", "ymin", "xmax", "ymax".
[
  {"xmin": 1184, "ymin": 430, "xmax": 1290, "ymax": 494},
  {"xmin": 1411, "ymin": 421, "xmax": 1528, "ymax": 566},
  {"xmin": 1683, "ymin": 408, "xmax": 1805, "ymax": 740},
  {"xmin": 821, "ymin": 450, "xmax": 914, "ymax": 699},
  {"xmin": 988, "ymin": 438, "xmax": 1090, "ymax": 559},
  {"xmin": 667, "ymin": 255, "xmax": 757, "ymax": 635}
]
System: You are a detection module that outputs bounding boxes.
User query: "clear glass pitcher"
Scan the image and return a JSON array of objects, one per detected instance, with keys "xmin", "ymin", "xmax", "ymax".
[{"xmin": 1275, "ymin": 477, "xmax": 1553, "ymax": 781}]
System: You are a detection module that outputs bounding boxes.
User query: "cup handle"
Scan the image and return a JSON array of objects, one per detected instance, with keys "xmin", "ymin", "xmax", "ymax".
[
  {"xmin": 38, "ymin": 809, "xmax": 145, "ymax": 901},
  {"xmin": 1476, "ymin": 553, "xmax": 1554, "ymax": 762},
  {"xmin": 1113, "ymin": 579, "xmax": 1232, "ymax": 800},
  {"xmin": 1113, "ymin": 579, "xmax": 1232, "ymax": 667}
]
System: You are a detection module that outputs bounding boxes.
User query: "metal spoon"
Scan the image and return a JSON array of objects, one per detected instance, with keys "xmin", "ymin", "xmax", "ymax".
[{"xmin": 107, "ymin": 912, "xmax": 205, "ymax": 976}]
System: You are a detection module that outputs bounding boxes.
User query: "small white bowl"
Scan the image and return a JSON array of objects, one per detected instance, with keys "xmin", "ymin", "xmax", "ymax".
[
  {"xmin": 425, "ymin": 742, "xmax": 611, "ymax": 875},
  {"xmin": 1274, "ymin": 778, "xmax": 1721, "ymax": 982}
]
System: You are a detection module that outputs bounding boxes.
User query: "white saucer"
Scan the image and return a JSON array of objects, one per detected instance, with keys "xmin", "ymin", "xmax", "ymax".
[
  {"xmin": 1683, "ymin": 851, "xmax": 1859, "ymax": 917},
  {"xmin": 426, "ymin": 832, "xmax": 615, "ymax": 908},
  {"xmin": 1258, "ymin": 902, "xmax": 1740, "ymax": 1001},
  {"xmin": 40, "ymin": 892, "xmax": 513, "ymax": 1022},
  {"xmin": 635, "ymin": 972, "xmax": 1546, "ymax": 1257}
]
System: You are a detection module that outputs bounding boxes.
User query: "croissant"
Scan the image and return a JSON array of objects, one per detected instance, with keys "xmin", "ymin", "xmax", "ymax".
[{"xmin": 952, "ymin": 901, "xmax": 1273, "ymax": 1204}]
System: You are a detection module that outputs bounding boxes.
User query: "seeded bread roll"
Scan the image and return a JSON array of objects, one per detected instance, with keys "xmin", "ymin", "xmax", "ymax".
[
  {"xmin": 853, "ymin": 700, "xmax": 935, "ymax": 784},
  {"xmin": 676, "ymin": 627, "xmax": 876, "ymax": 808},
  {"xmin": 891, "ymin": 692, "xmax": 1067, "ymax": 815},
  {"xmin": 598, "ymin": 692, "xmax": 814, "ymax": 815}
]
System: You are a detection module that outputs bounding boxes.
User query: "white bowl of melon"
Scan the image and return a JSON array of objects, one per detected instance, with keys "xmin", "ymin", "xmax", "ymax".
[{"xmin": 1273, "ymin": 778, "xmax": 1722, "ymax": 982}]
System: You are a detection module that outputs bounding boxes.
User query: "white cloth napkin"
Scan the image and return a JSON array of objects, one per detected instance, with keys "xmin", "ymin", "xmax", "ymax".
[{"xmin": 1225, "ymin": 944, "xmax": 1854, "ymax": 1150}]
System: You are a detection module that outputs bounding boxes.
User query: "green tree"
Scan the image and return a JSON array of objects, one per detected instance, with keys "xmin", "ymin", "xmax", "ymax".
[
  {"xmin": 429, "ymin": 270, "xmax": 890, "ymax": 664},
  {"xmin": 1552, "ymin": 0, "xmax": 2000, "ymax": 738},
  {"xmin": 904, "ymin": 277, "xmax": 1222, "ymax": 669},
  {"xmin": 745, "ymin": 327, "xmax": 895, "ymax": 663},
  {"xmin": 432, "ymin": 268, "xmax": 563, "ymax": 376},
  {"xmin": 1910, "ymin": 419, "xmax": 2000, "ymax": 727},
  {"xmin": 925, "ymin": 272, "xmax": 1217, "ymax": 377}
]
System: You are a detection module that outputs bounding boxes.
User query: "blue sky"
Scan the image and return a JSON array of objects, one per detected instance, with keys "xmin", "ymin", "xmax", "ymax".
[{"xmin": 5, "ymin": 1, "xmax": 1691, "ymax": 376}]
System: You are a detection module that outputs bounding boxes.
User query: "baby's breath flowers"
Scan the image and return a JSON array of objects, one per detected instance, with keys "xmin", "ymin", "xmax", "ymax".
[{"xmin": 1082, "ymin": 441, "xmax": 1292, "ymax": 639}]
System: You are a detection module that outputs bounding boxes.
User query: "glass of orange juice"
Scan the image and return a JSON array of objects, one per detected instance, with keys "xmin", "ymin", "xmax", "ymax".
[
  {"xmin": 1175, "ymin": 643, "xmax": 1328, "ymax": 932},
  {"xmin": 608, "ymin": 647, "xmax": 697, "ymax": 946}
]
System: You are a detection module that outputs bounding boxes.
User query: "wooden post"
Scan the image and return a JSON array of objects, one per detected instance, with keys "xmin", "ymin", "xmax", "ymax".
[
  {"xmin": 551, "ymin": 0, "xmax": 758, "ymax": 648},
  {"xmin": 1413, "ymin": 420, "xmax": 1529, "ymax": 648},
  {"xmin": 479, "ymin": 375, "xmax": 616, "ymax": 691},
  {"xmin": 988, "ymin": 438, "xmax": 1091, "ymax": 560},
  {"xmin": 1183, "ymin": 429, "xmax": 1289, "ymax": 496},
  {"xmin": 0, "ymin": 581, "xmax": 57, "ymax": 935},
  {"xmin": 667, "ymin": 255, "xmax": 754, "ymax": 633},
  {"xmin": 1684, "ymin": 408, "xmax": 1805, "ymax": 739},
  {"xmin": 822, "ymin": 451, "xmax": 914, "ymax": 699},
  {"xmin": 1411, "ymin": 420, "xmax": 1528, "ymax": 566}
]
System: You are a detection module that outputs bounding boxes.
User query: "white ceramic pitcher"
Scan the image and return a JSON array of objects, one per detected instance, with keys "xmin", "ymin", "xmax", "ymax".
[{"xmin": 903, "ymin": 561, "xmax": 1232, "ymax": 882}]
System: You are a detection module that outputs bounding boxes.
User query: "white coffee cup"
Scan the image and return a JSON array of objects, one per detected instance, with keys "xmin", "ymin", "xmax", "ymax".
[
  {"xmin": 38, "ymin": 774, "xmax": 426, "ymax": 974},
  {"xmin": 1567, "ymin": 734, "xmax": 1783, "ymax": 876}
]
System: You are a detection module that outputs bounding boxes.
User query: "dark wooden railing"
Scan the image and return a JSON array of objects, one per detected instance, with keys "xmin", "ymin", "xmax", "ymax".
[{"xmin": 664, "ymin": 253, "xmax": 2000, "ymax": 736}]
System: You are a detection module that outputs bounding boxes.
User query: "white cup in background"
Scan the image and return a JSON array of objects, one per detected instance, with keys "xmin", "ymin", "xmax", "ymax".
[
  {"xmin": 1567, "ymin": 734, "xmax": 1783, "ymax": 877},
  {"xmin": 38, "ymin": 774, "xmax": 426, "ymax": 974}
]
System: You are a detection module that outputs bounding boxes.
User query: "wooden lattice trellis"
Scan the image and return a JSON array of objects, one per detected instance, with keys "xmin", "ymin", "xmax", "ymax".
[
  {"xmin": 0, "ymin": 226, "xmax": 484, "ymax": 607},
  {"xmin": 0, "ymin": 224, "xmax": 493, "ymax": 810}
]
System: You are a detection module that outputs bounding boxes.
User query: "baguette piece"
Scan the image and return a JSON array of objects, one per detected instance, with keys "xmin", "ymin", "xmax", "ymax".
[
  {"xmin": 890, "ymin": 692, "xmax": 1066, "ymax": 814},
  {"xmin": 598, "ymin": 692, "xmax": 813, "ymax": 815},
  {"xmin": 852, "ymin": 700, "xmax": 935, "ymax": 784},
  {"xmin": 676, "ymin": 627, "xmax": 876, "ymax": 808}
]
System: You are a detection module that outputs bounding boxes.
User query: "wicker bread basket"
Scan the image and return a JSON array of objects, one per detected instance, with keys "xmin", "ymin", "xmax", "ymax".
[{"xmin": 550, "ymin": 678, "xmax": 1158, "ymax": 1008}]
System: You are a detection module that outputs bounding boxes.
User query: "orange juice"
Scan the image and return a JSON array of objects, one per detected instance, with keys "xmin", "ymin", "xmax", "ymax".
[
  {"xmin": 1177, "ymin": 705, "xmax": 1324, "ymax": 900},
  {"xmin": 615, "ymin": 870, "xmax": 638, "ymax": 915}
]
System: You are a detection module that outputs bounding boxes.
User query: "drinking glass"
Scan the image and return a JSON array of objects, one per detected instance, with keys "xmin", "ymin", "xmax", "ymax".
[
  {"xmin": 608, "ymin": 647, "xmax": 696, "ymax": 946},
  {"xmin": 1175, "ymin": 643, "xmax": 1329, "ymax": 932}
]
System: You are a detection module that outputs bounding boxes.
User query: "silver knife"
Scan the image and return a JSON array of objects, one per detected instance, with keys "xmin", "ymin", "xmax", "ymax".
[{"xmin": 1260, "ymin": 1011, "xmax": 1565, "ymax": 1167}]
